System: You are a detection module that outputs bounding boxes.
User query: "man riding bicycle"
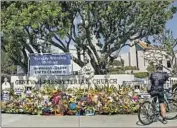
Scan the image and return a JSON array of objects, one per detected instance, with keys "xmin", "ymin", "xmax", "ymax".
[{"xmin": 149, "ymin": 64, "xmax": 169, "ymax": 124}]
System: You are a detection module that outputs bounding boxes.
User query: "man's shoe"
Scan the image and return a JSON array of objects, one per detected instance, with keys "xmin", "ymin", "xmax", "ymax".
[{"xmin": 162, "ymin": 118, "xmax": 168, "ymax": 124}]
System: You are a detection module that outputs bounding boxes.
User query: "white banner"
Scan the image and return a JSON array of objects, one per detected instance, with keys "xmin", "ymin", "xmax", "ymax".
[{"xmin": 30, "ymin": 65, "xmax": 72, "ymax": 76}]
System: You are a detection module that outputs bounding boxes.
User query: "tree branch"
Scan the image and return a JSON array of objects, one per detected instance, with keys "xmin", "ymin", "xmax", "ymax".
[
  {"xmin": 72, "ymin": 56, "xmax": 84, "ymax": 67},
  {"xmin": 53, "ymin": 35, "xmax": 67, "ymax": 50},
  {"xmin": 85, "ymin": 27, "xmax": 100, "ymax": 63},
  {"xmin": 24, "ymin": 27, "xmax": 39, "ymax": 53},
  {"xmin": 66, "ymin": 16, "xmax": 75, "ymax": 50},
  {"xmin": 10, "ymin": 56, "xmax": 27, "ymax": 73},
  {"xmin": 50, "ymin": 40, "xmax": 68, "ymax": 52}
]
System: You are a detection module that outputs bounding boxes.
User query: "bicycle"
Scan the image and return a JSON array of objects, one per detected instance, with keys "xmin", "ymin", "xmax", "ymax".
[{"xmin": 138, "ymin": 89, "xmax": 177, "ymax": 125}]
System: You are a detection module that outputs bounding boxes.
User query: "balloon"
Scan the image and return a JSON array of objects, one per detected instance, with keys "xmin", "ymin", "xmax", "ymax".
[{"xmin": 69, "ymin": 103, "xmax": 76, "ymax": 110}]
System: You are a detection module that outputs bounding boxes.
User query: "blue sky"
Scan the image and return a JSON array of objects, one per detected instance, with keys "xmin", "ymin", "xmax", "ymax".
[
  {"xmin": 166, "ymin": 1, "xmax": 177, "ymax": 38},
  {"xmin": 121, "ymin": 1, "xmax": 177, "ymax": 53}
]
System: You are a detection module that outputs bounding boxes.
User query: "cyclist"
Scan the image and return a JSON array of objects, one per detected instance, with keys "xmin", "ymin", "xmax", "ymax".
[{"xmin": 149, "ymin": 64, "xmax": 169, "ymax": 124}]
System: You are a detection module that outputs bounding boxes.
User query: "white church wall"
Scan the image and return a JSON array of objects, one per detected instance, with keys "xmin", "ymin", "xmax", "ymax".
[
  {"xmin": 129, "ymin": 40, "xmax": 137, "ymax": 67},
  {"xmin": 137, "ymin": 51, "xmax": 147, "ymax": 71},
  {"xmin": 120, "ymin": 53, "xmax": 130, "ymax": 66}
]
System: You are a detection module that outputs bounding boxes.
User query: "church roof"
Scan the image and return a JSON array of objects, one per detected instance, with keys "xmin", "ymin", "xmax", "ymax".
[
  {"xmin": 138, "ymin": 41, "xmax": 153, "ymax": 49},
  {"xmin": 135, "ymin": 40, "xmax": 153, "ymax": 50}
]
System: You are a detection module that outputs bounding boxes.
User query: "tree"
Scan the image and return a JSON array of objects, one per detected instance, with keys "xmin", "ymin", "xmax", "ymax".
[
  {"xmin": 144, "ymin": 30, "xmax": 177, "ymax": 75},
  {"xmin": 1, "ymin": 1, "xmax": 177, "ymax": 74},
  {"xmin": 68, "ymin": 1, "xmax": 177, "ymax": 74},
  {"xmin": 1, "ymin": 51, "xmax": 17, "ymax": 74},
  {"xmin": 1, "ymin": 1, "xmax": 73, "ymax": 73},
  {"xmin": 156, "ymin": 30, "xmax": 177, "ymax": 75}
]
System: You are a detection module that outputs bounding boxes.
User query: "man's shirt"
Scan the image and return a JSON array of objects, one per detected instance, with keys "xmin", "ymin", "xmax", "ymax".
[{"xmin": 149, "ymin": 71, "xmax": 169, "ymax": 90}]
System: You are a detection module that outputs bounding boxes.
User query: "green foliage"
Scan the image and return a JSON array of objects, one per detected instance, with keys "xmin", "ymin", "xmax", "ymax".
[
  {"xmin": 1, "ymin": 51, "xmax": 16, "ymax": 74},
  {"xmin": 89, "ymin": 1, "xmax": 176, "ymax": 52},
  {"xmin": 111, "ymin": 59, "xmax": 124, "ymax": 67},
  {"xmin": 154, "ymin": 30, "xmax": 177, "ymax": 75},
  {"xmin": 108, "ymin": 66, "xmax": 125, "ymax": 74},
  {"xmin": 2, "ymin": 1, "xmax": 70, "ymax": 34},
  {"xmin": 124, "ymin": 66, "xmax": 137, "ymax": 71},
  {"xmin": 134, "ymin": 72, "xmax": 149, "ymax": 78},
  {"xmin": 109, "ymin": 66, "xmax": 137, "ymax": 74},
  {"xmin": 146, "ymin": 62, "xmax": 155, "ymax": 73},
  {"xmin": 1, "ymin": 1, "xmax": 71, "ymax": 73}
]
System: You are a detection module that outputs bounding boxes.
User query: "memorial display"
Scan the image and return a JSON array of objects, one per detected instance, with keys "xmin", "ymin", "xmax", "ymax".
[{"xmin": 1, "ymin": 84, "xmax": 148, "ymax": 116}]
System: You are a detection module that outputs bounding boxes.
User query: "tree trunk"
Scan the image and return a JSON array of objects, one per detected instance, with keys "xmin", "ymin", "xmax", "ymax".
[{"xmin": 92, "ymin": 61, "xmax": 108, "ymax": 75}]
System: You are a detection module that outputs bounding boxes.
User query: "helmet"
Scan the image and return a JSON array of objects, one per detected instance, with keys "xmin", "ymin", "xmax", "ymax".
[{"xmin": 156, "ymin": 64, "xmax": 163, "ymax": 71}]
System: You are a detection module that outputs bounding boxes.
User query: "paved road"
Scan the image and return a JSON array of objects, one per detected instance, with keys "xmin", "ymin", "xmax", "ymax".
[{"xmin": 1, "ymin": 114, "xmax": 177, "ymax": 127}]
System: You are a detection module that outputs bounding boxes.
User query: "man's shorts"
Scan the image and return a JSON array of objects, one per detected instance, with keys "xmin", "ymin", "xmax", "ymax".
[{"xmin": 150, "ymin": 90, "xmax": 165, "ymax": 104}]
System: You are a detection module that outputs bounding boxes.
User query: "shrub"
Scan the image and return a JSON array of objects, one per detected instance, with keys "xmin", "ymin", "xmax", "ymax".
[
  {"xmin": 108, "ymin": 67, "xmax": 125, "ymax": 74},
  {"xmin": 124, "ymin": 66, "xmax": 137, "ymax": 70},
  {"xmin": 134, "ymin": 72, "xmax": 149, "ymax": 78}
]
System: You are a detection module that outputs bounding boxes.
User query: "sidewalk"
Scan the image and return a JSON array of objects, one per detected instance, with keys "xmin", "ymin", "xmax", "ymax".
[{"xmin": 1, "ymin": 114, "xmax": 177, "ymax": 127}]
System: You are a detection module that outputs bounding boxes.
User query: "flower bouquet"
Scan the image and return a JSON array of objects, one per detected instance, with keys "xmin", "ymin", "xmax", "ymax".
[
  {"xmin": 84, "ymin": 106, "xmax": 95, "ymax": 116},
  {"xmin": 42, "ymin": 107, "xmax": 52, "ymax": 115},
  {"xmin": 1, "ymin": 102, "xmax": 7, "ymax": 113}
]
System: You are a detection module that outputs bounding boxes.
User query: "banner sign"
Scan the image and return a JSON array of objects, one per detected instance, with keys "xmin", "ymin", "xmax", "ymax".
[{"xmin": 29, "ymin": 53, "xmax": 72, "ymax": 76}]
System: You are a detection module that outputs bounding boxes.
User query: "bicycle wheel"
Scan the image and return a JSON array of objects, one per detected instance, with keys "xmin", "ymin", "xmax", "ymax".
[
  {"xmin": 138, "ymin": 101, "xmax": 155, "ymax": 125},
  {"xmin": 165, "ymin": 94, "xmax": 177, "ymax": 120}
]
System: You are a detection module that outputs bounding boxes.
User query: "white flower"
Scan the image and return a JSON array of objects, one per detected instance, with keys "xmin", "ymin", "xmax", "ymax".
[
  {"xmin": 97, "ymin": 101, "xmax": 102, "ymax": 107},
  {"xmin": 38, "ymin": 93, "xmax": 42, "ymax": 98},
  {"xmin": 107, "ymin": 96, "xmax": 114, "ymax": 102}
]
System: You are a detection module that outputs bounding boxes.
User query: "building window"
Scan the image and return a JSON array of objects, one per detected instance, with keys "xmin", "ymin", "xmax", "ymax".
[{"xmin": 167, "ymin": 61, "xmax": 171, "ymax": 68}]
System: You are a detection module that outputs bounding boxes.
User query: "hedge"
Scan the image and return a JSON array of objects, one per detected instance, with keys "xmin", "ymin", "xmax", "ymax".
[{"xmin": 134, "ymin": 72, "xmax": 149, "ymax": 78}]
